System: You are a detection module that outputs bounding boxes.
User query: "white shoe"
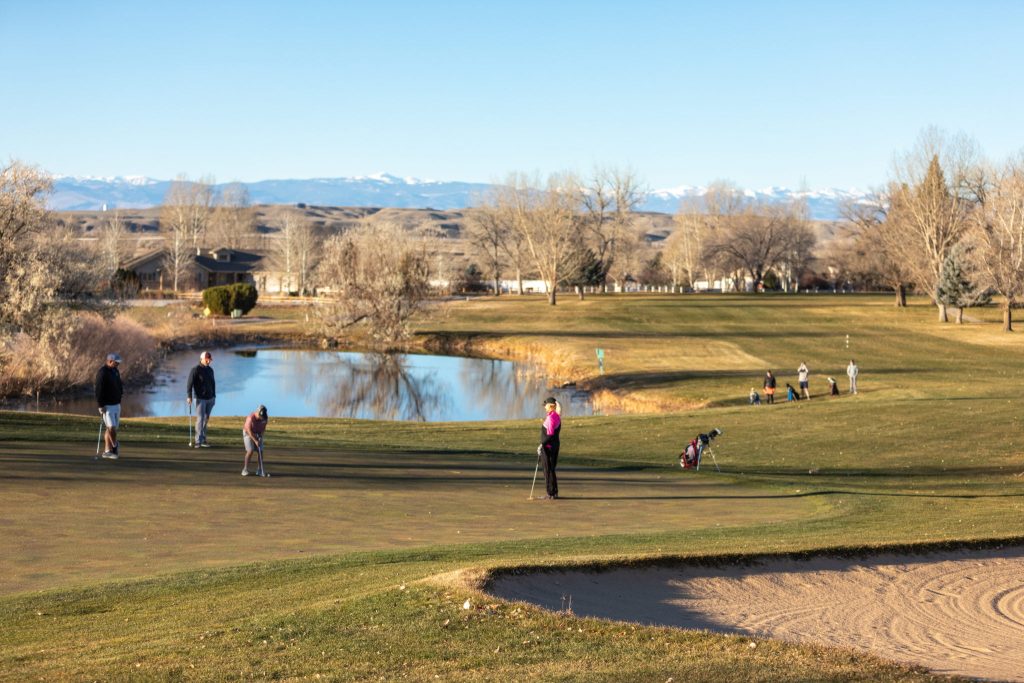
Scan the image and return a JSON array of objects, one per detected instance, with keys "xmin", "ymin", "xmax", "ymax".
[
  {"xmin": 241, "ymin": 469, "xmax": 249, "ymax": 476},
  {"xmin": 101, "ymin": 452, "xmax": 118, "ymax": 459},
  {"xmin": 259, "ymin": 471, "xmax": 270, "ymax": 478}
]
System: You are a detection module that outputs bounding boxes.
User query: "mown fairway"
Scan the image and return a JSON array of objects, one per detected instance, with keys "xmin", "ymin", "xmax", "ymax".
[{"xmin": 2, "ymin": 293, "xmax": 1022, "ymax": 681}]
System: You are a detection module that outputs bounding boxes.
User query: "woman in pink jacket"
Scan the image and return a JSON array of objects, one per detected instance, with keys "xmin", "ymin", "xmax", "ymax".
[{"xmin": 538, "ymin": 397, "xmax": 561, "ymax": 500}]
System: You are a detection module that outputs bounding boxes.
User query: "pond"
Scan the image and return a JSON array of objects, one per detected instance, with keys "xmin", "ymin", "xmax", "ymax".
[{"xmin": 9, "ymin": 348, "xmax": 594, "ymax": 421}]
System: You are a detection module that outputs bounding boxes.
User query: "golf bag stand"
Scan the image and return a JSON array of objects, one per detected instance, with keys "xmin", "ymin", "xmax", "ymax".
[{"xmin": 679, "ymin": 428, "xmax": 722, "ymax": 472}]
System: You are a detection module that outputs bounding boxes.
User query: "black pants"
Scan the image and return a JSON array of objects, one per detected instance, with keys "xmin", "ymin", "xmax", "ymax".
[{"xmin": 541, "ymin": 443, "xmax": 559, "ymax": 497}]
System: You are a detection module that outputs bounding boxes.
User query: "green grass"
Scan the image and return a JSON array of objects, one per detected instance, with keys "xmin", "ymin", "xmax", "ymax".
[{"xmin": 1, "ymin": 293, "xmax": 1018, "ymax": 680}]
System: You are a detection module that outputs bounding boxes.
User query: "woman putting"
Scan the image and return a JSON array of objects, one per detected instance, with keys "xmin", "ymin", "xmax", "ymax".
[
  {"xmin": 537, "ymin": 397, "xmax": 561, "ymax": 500},
  {"xmin": 241, "ymin": 405, "xmax": 269, "ymax": 477}
]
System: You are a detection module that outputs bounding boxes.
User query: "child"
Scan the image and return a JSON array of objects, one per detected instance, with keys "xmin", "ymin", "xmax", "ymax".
[
  {"xmin": 242, "ymin": 404, "xmax": 269, "ymax": 477},
  {"xmin": 749, "ymin": 387, "xmax": 761, "ymax": 405}
]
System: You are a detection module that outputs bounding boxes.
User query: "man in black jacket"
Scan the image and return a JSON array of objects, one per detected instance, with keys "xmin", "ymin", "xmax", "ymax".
[
  {"xmin": 186, "ymin": 351, "xmax": 216, "ymax": 447},
  {"xmin": 95, "ymin": 353, "xmax": 124, "ymax": 459}
]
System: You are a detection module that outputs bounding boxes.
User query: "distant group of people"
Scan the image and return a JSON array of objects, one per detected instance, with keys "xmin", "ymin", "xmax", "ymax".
[
  {"xmin": 94, "ymin": 351, "xmax": 268, "ymax": 475},
  {"xmin": 750, "ymin": 360, "xmax": 859, "ymax": 405}
]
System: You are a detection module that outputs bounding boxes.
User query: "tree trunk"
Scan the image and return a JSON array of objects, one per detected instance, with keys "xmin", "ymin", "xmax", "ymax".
[
  {"xmin": 938, "ymin": 302, "xmax": 948, "ymax": 322},
  {"xmin": 895, "ymin": 283, "xmax": 906, "ymax": 307},
  {"xmin": 493, "ymin": 277, "xmax": 500, "ymax": 296},
  {"xmin": 955, "ymin": 307, "xmax": 964, "ymax": 324},
  {"xmin": 548, "ymin": 288, "xmax": 557, "ymax": 305},
  {"xmin": 1005, "ymin": 302, "xmax": 1014, "ymax": 332},
  {"xmin": 516, "ymin": 268, "xmax": 524, "ymax": 295},
  {"xmin": 576, "ymin": 285, "xmax": 585, "ymax": 300}
]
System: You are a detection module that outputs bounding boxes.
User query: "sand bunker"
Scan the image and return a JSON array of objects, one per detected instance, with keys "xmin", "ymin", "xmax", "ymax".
[{"xmin": 488, "ymin": 546, "xmax": 1024, "ymax": 681}]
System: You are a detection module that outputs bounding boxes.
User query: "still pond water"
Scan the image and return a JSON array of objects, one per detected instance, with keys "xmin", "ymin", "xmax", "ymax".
[{"xmin": 15, "ymin": 348, "xmax": 593, "ymax": 421}]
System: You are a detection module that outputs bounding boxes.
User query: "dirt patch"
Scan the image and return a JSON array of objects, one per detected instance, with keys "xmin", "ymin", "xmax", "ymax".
[{"xmin": 488, "ymin": 546, "xmax": 1024, "ymax": 681}]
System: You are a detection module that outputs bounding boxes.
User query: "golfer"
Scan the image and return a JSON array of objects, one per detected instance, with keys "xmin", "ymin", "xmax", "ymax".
[
  {"xmin": 797, "ymin": 361, "xmax": 811, "ymax": 400},
  {"xmin": 241, "ymin": 404, "xmax": 269, "ymax": 477},
  {"xmin": 95, "ymin": 353, "xmax": 124, "ymax": 459},
  {"xmin": 847, "ymin": 359, "xmax": 859, "ymax": 394},
  {"xmin": 186, "ymin": 351, "xmax": 216, "ymax": 447},
  {"xmin": 537, "ymin": 397, "xmax": 561, "ymax": 500}
]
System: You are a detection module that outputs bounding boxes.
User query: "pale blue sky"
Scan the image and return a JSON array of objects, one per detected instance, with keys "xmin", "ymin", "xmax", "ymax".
[{"xmin": 2, "ymin": 0, "xmax": 1022, "ymax": 190}]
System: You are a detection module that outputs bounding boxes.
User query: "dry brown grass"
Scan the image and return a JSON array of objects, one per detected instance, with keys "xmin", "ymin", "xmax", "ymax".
[{"xmin": 0, "ymin": 313, "xmax": 159, "ymax": 396}]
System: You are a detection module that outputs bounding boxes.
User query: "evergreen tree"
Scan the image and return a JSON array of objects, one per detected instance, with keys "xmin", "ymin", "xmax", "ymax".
[{"xmin": 937, "ymin": 244, "xmax": 989, "ymax": 323}]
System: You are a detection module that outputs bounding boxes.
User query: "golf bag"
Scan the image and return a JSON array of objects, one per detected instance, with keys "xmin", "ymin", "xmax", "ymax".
[{"xmin": 679, "ymin": 428, "xmax": 722, "ymax": 470}]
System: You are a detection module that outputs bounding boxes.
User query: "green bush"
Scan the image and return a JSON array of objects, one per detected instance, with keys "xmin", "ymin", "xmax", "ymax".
[
  {"xmin": 229, "ymin": 283, "xmax": 258, "ymax": 314},
  {"xmin": 201, "ymin": 283, "xmax": 259, "ymax": 316},
  {"xmin": 202, "ymin": 286, "xmax": 233, "ymax": 315}
]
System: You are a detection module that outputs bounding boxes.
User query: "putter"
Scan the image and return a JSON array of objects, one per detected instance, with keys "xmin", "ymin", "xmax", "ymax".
[
  {"xmin": 94, "ymin": 413, "xmax": 105, "ymax": 460},
  {"xmin": 188, "ymin": 397, "xmax": 193, "ymax": 447},
  {"xmin": 257, "ymin": 438, "xmax": 268, "ymax": 477},
  {"xmin": 529, "ymin": 445, "xmax": 542, "ymax": 499}
]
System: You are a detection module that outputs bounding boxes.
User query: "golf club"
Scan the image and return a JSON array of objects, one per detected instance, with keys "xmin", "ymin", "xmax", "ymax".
[
  {"xmin": 257, "ymin": 437, "xmax": 268, "ymax": 477},
  {"xmin": 187, "ymin": 395, "xmax": 193, "ymax": 447},
  {"xmin": 529, "ymin": 445, "xmax": 542, "ymax": 499},
  {"xmin": 94, "ymin": 412, "xmax": 104, "ymax": 460}
]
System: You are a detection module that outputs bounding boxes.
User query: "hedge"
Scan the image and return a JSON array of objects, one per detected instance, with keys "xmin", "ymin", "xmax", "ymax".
[{"xmin": 202, "ymin": 283, "xmax": 259, "ymax": 316}]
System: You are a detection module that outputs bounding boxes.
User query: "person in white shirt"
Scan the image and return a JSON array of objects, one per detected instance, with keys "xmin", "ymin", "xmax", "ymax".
[
  {"xmin": 797, "ymin": 361, "xmax": 811, "ymax": 400},
  {"xmin": 847, "ymin": 359, "xmax": 859, "ymax": 394}
]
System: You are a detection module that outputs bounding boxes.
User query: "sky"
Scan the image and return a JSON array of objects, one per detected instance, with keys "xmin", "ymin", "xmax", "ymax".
[{"xmin": 2, "ymin": 0, "xmax": 1023, "ymax": 191}]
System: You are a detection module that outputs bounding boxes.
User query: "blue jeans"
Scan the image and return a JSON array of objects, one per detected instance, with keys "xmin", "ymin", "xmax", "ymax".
[{"xmin": 195, "ymin": 398, "xmax": 215, "ymax": 444}]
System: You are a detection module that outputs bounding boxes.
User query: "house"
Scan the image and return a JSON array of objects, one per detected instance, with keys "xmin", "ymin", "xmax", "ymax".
[
  {"xmin": 121, "ymin": 247, "xmax": 264, "ymax": 291},
  {"xmin": 122, "ymin": 249, "xmax": 168, "ymax": 290},
  {"xmin": 193, "ymin": 248, "xmax": 261, "ymax": 289}
]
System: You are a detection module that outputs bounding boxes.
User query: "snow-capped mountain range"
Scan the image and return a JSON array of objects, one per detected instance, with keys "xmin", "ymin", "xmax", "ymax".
[{"xmin": 50, "ymin": 173, "xmax": 867, "ymax": 221}]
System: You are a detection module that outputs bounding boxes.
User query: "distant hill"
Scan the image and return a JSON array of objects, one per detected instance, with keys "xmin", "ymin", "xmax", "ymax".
[{"xmin": 50, "ymin": 173, "xmax": 867, "ymax": 221}]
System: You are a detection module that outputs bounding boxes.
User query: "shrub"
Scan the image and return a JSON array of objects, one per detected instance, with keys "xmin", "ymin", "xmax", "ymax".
[
  {"xmin": 202, "ymin": 283, "xmax": 258, "ymax": 316},
  {"xmin": 0, "ymin": 312, "xmax": 159, "ymax": 396},
  {"xmin": 202, "ymin": 286, "xmax": 233, "ymax": 315},
  {"xmin": 229, "ymin": 283, "xmax": 258, "ymax": 314}
]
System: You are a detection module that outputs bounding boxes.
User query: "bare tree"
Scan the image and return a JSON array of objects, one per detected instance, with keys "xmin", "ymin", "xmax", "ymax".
[
  {"xmin": 273, "ymin": 212, "xmax": 320, "ymax": 294},
  {"xmin": 578, "ymin": 167, "xmax": 646, "ymax": 292},
  {"xmin": 507, "ymin": 172, "xmax": 585, "ymax": 305},
  {"xmin": 97, "ymin": 210, "xmax": 131, "ymax": 282},
  {"xmin": 0, "ymin": 161, "xmax": 109, "ymax": 339},
  {"xmin": 704, "ymin": 201, "xmax": 814, "ymax": 291},
  {"xmin": 313, "ymin": 222, "xmax": 432, "ymax": 344},
  {"xmin": 210, "ymin": 182, "xmax": 254, "ymax": 249},
  {"xmin": 837, "ymin": 194, "xmax": 912, "ymax": 306},
  {"xmin": 670, "ymin": 197, "xmax": 711, "ymax": 290},
  {"xmin": 161, "ymin": 175, "xmax": 214, "ymax": 291},
  {"xmin": 972, "ymin": 155, "xmax": 1024, "ymax": 331},
  {"xmin": 886, "ymin": 128, "xmax": 980, "ymax": 321},
  {"xmin": 464, "ymin": 204, "xmax": 506, "ymax": 295},
  {"xmin": 0, "ymin": 160, "xmax": 53, "ymax": 332}
]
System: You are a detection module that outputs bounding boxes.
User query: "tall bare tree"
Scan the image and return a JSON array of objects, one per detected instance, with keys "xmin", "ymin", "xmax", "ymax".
[
  {"xmin": 273, "ymin": 212, "xmax": 320, "ymax": 294},
  {"xmin": 464, "ymin": 204, "xmax": 507, "ymax": 295},
  {"xmin": 670, "ymin": 196, "xmax": 711, "ymax": 290},
  {"xmin": 972, "ymin": 155, "xmax": 1024, "ymax": 331},
  {"xmin": 161, "ymin": 175, "xmax": 214, "ymax": 291},
  {"xmin": 579, "ymin": 168, "xmax": 645, "ymax": 292},
  {"xmin": 886, "ymin": 128, "xmax": 980, "ymax": 321},
  {"xmin": 506, "ymin": 172, "xmax": 585, "ymax": 305},
  {"xmin": 210, "ymin": 182, "xmax": 254, "ymax": 249},
  {"xmin": 97, "ymin": 210, "xmax": 130, "ymax": 282},
  {"xmin": 837, "ymin": 194, "xmax": 912, "ymax": 306}
]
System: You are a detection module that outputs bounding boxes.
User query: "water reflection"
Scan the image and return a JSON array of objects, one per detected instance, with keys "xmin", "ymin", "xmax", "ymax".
[
  {"xmin": 5, "ymin": 347, "xmax": 594, "ymax": 421},
  {"xmin": 314, "ymin": 352, "xmax": 450, "ymax": 421}
]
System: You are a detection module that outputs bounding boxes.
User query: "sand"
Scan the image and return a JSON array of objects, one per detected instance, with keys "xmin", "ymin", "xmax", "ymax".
[{"xmin": 488, "ymin": 546, "xmax": 1024, "ymax": 681}]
